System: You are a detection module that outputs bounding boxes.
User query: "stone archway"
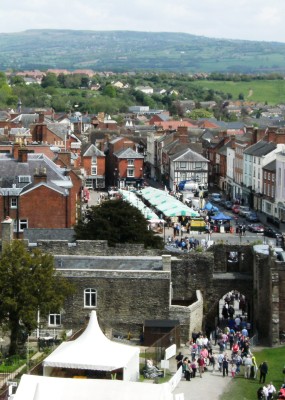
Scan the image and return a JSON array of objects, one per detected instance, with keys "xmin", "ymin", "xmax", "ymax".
[{"xmin": 203, "ymin": 279, "xmax": 254, "ymax": 337}]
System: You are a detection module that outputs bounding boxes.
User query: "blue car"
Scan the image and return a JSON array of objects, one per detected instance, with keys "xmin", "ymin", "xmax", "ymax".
[{"xmin": 246, "ymin": 212, "xmax": 259, "ymax": 222}]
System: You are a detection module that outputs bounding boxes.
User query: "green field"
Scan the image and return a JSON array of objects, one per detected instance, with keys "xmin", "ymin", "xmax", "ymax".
[
  {"xmin": 221, "ymin": 346, "xmax": 285, "ymax": 400},
  {"xmin": 192, "ymin": 80, "xmax": 285, "ymax": 105}
]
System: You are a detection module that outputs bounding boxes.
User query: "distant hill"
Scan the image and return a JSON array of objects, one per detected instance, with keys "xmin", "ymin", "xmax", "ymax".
[{"xmin": 1, "ymin": 29, "xmax": 285, "ymax": 73}]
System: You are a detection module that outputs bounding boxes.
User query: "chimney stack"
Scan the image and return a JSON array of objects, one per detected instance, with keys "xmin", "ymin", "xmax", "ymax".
[
  {"xmin": 18, "ymin": 148, "xmax": 29, "ymax": 163},
  {"xmin": 33, "ymin": 166, "xmax": 47, "ymax": 184},
  {"xmin": 2, "ymin": 216, "xmax": 14, "ymax": 249}
]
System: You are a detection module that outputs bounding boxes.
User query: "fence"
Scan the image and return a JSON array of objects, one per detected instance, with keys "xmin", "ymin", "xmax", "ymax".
[
  {"xmin": 249, "ymin": 333, "xmax": 259, "ymax": 348},
  {"xmin": 142, "ymin": 326, "xmax": 180, "ymax": 368}
]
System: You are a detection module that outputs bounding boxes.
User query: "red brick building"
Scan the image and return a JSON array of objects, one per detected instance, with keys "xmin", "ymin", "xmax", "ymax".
[
  {"xmin": 0, "ymin": 145, "xmax": 82, "ymax": 238},
  {"xmin": 82, "ymin": 144, "xmax": 106, "ymax": 189},
  {"xmin": 113, "ymin": 147, "xmax": 144, "ymax": 188}
]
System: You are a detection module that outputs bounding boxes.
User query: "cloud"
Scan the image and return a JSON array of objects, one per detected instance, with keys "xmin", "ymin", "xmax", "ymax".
[{"xmin": 0, "ymin": 0, "xmax": 284, "ymax": 42}]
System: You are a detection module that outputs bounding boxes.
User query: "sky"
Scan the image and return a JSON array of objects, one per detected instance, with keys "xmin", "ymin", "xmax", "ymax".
[{"xmin": 1, "ymin": 0, "xmax": 284, "ymax": 43}]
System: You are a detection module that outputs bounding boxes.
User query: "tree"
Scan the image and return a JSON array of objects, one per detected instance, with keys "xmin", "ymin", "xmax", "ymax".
[
  {"xmin": 74, "ymin": 199, "xmax": 164, "ymax": 249},
  {"xmin": 186, "ymin": 108, "xmax": 213, "ymax": 120},
  {"xmin": 0, "ymin": 241, "xmax": 74, "ymax": 355},
  {"xmin": 41, "ymin": 73, "xmax": 59, "ymax": 88},
  {"xmin": 102, "ymin": 84, "xmax": 116, "ymax": 98}
]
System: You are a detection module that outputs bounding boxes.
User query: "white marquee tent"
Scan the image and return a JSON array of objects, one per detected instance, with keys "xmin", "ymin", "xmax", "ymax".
[
  {"xmin": 13, "ymin": 375, "xmax": 174, "ymax": 400},
  {"xmin": 42, "ymin": 311, "xmax": 140, "ymax": 381}
]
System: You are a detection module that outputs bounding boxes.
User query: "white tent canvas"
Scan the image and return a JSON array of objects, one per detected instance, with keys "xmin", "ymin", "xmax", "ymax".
[
  {"xmin": 14, "ymin": 375, "xmax": 174, "ymax": 400},
  {"xmin": 43, "ymin": 311, "xmax": 140, "ymax": 381}
]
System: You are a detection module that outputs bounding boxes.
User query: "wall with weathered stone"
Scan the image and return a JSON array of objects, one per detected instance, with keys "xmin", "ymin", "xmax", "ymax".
[
  {"xmin": 36, "ymin": 240, "xmax": 160, "ymax": 256},
  {"xmin": 60, "ymin": 269, "xmax": 171, "ymax": 337},
  {"xmin": 169, "ymin": 290, "xmax": 203, "ymax": 343},
  {"xmin": 254, "ymin": 250, "xmax": 273, "ymax": 346},
  {"xmin": 277, "ymin": 262, "xmax": 285, "ymax": 334}
]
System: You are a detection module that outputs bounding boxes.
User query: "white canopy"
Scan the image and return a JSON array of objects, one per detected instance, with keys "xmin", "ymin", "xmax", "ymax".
[
  {"xmin": 14, "ymin": 375, "xmax": 173, "ymax": 400},
  {"xmin": 43, "ymin": 311, "xmax": 140, "ymax": 381}
]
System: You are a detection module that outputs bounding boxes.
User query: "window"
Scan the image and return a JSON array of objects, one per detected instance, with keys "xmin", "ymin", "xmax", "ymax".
[
  {"xmin": 268, "ymin": 173, "xmax": 271, "ymax": 181},
  {"xmin": 91, "ymin": 166, "xmax": 97, "ymax": 175},
  {"xmin": 127, "ymin": 159, "xmax": 134, "ymax": 166},
  {"xmin": 267, "ymin": 185, "xmax": 270, "ymax": 196},
  {"xmin": 180, "ymin": 161, "xmax": 186, "ymax": 169},
  {"xmin": 91, "ymin": 156, "xmax": 97, "ymax": 164},
  {"xmin": 13, "ymin": 220, "xmax": 17, "ymax": 232},
  {"xmin": 272, "ymin": 174, "xmax": 275, "ymax": 183},
  {"xmin": 272, "ymin": 186, "xmax": 275, "ymax": 197},
  {"xmin": 10, "ymin": 197, "xmax": 18, "ymax": 208},
  {"xmin": 84, "ymin": 288, "xmax": 97, "ymax": 308},
  {"xmin": 127, "ymin": 168, "xmax": 134, "ymax": 177},
  {"xmin": 49, "ymin": 313, "xmax": 61, "ymax": 326},
  {"xmin": 18, "ymin": 175, "xmax": 31, "ymax": 184},
  {"xmin": 85, "ymin": 178, "xmax": 93, "ymax": 188},
  {"xmin": 19, "ymin": 219, "xmax": 28, "ymax": 231},
  {"xmin": 263, "ymin": 183, "xmax": 266, "ymax": 195},
  {"xmin": 264, "ymin": 171, "xmax": 267, "ymax": 180}
]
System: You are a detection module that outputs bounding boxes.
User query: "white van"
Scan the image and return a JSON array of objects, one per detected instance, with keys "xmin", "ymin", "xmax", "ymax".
[{"xmin": 211, "ymin": 193, "xmax": 222, "ymax": 203}]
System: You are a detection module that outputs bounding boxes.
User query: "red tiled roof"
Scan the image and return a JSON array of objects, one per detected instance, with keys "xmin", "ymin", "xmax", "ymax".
[{"xmin": 153, "ymin": 120, "xmax": 195, "ymax": 129}]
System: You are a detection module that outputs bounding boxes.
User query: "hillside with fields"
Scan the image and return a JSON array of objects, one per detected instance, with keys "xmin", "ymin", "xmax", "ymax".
[{"xmin": 1, "ymin": 30, "xmax": 285, "ymax": 73}]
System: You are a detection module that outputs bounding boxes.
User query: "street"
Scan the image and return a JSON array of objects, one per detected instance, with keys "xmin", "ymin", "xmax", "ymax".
[{"xmin": 86, "ymin": 188, "xmax": 280, "ymax": 249}]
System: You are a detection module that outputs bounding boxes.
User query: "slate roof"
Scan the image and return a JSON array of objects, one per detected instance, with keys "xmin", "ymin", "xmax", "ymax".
[
  {"xmin": 114, "ymin": 147, "xmax": 144, "ymax": 159},
  {"xmin": 11, "ymin": 114, "xmax": 39, "ymax": 128},
  {"xmin": 0, "ymin": 111, "xmax": 11, "ymax": 121},
  {"xmin": 9, "ymin": 128, "xmax": 30, "ymax": 136},
  {"xmin": 24, "ymin": 228, "xmax": 75, "ymax": 243},
  {"xmin": 244, "ymin": 140, "xmax": 276, "ymax": 156},
  {"xmin": 53, "ymin": 255, "xmax": 163, "ymax": 271},
  {"xmin": 83, "ymin": 144, "xmax": 105, "ymax": 157},
  {"xmin": 263, "ymin": 160, "xmax": 276, "ymax": 171},
  {"xmin": 47, "ymin": 123, "xmax": 70, "ymax": 140},
  {"xmin": 164, "ymin": 141, "xmax": 203, "ymax": 156},
  {"xmin": 0, "ymin": 153, "xmax": 71, "ymax": 195},
  {"xmin": 170, "ymin": 148, "xmax": 209, "ymax": 162},
  {"xmin": 218, "ymin": 141, "xmax": 233, "ymax": 156}
]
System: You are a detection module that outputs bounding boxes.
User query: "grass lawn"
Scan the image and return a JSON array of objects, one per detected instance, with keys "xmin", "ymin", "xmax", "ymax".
[
  {"xmin": 192, "ymin": 80, "xmax": 285, "ymax": 104},
  {"xmin": 221, "ymin": 346, "xmax": 285, "ymax": 400}
]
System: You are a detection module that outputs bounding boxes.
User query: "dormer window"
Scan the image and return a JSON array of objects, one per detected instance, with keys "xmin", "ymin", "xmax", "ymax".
[{"xmin": 127, "ymin": 159, "xmax": 134, "ymax": 166}]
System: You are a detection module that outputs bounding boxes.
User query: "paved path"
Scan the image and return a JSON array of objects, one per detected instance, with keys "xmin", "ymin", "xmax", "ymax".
[
  {"xmin": 169, "ymin": 346, "xmax": 232, "ymax": 400},
  {"xmin": 173, "ymin": 370, "xmax": 231, "ymax": 400}
]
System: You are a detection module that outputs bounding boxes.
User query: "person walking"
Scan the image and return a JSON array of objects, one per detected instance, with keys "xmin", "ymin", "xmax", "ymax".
[
  {"xmin": 197, "ymin": 355, "xmax": 205, "ymax": 378},
  {"xmin": 222, "ymin": 354, "xmax": 229, "ymax": 377},
  {"xmin": 259, "ymin": 361, "xmax": 268, "ymax": 384},
  {"xmin": 267, "ymin": 382, "xmax": 276, "ymax": 399},
  {"xmin": 244, "ymin": 355, "xmax": 253, "ymax": 379},
  {"xmin": 175, "ymin": 351, "xmax": 184, "ymax": 370}
]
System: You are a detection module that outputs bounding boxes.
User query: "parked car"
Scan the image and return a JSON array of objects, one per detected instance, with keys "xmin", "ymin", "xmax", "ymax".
[
  {"xmin": 211, "ymin": 193, "xmax": 222, "ymax": 203},
  {"xmin": 238, "ymin": 206, "xmax": 251, "ymax": 217},
  {"xmin": 232, "ymin": 204, "xmax": 240, "ymax": 214},
  {"xmin": 264, "ymin": 227, "xmax": 282, "ymax": 238},
  {"xmin": 246, "ymin": 212, "xmax": 259, "ymax": 222},
  {"xmin": 247, "ymin": 223, "xmax": 265, "ymax": 233}
]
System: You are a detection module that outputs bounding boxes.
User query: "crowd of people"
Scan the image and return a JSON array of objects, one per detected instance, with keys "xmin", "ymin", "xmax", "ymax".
[{"xmin": 173, "ymin": 288, "xmax": 280, "ymax": 399}]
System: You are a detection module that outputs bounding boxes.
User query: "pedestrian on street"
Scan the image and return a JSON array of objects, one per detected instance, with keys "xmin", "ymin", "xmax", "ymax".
[{"xmin": 259, "ymin": 361, "xmax": 268, "ymax": 384}]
